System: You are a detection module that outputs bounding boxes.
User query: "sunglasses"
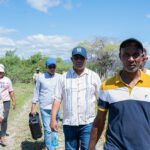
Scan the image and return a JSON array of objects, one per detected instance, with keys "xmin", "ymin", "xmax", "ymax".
[
  {"xmin": 73, "ymin": 55, "xmax": 85, "ymax": 61},
  {"xmin": 48, "ymin": 65, "xmax": 56, "ymax": 69}
]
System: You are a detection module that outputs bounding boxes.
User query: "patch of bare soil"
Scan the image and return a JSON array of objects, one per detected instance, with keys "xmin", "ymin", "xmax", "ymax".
[{"xmin": 0, "ymin": 98, "xmax": 43, "ymax": 150}]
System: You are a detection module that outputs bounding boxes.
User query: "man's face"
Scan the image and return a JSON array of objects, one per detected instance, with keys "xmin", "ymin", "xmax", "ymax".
[
  {"xmin": 139, "ymin": 51, "xmax": 148, "ymax": 70},
  {"xmin": 36, "ymin": 70, "xmax": 40, "ymax": 73},
  {"xmin": 119, "ymin": 45, "xmax": 143, "ymax": 73},
  {"xmin": 71, "ymin": 54, "xmax": 87, "ymax": 71},
  {"xmin": 46, "ymin": 64, "xmax": 56, "ymax": 75},
  {"xmin": 0, "ymin": 72, "xmax": 4, "ymax": 78}
]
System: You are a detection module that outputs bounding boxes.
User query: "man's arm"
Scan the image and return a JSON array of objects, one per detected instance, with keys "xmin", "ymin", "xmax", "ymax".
[
  {"xmin": 50, "ymin": 99, "xmax": 61, "ymax": 131},
  {"xmin": 0, "ymin": 99, "xmax": 3, "ymax": 124},
  {"xmin": 31, "ymin": 103, "xmax": 36, "ymax": 115},
  {"xmin": 88, "ymin": 110, "xmax": 107, "ymax": 150},
  {"xmin": 32, "ymin": 73, "xmax": 36, "ymax": 84},
  {"xmin": 9, "ymin": 91, "xmax": 16, "ymax": 109},
  {"xmin": 32, "ymin": 78, "xmax": 35, "ymax": 84},
  {"xmin": 31, "ymin": 77, "xmax": 40, "ymax": 114}
]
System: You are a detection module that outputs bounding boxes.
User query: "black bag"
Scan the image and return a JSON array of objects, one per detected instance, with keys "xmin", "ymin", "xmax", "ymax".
[{"xmin": 29, "ymin": 112, "xmax": 42, "ymax": 140}]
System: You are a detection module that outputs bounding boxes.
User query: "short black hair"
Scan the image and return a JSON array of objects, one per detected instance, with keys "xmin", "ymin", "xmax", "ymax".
[{"xmin": 119, "ymin": 38, "xmax": 143, "ymax": 52}]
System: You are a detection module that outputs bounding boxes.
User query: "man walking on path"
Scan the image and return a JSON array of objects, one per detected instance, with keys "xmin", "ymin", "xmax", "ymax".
[
  {"xmin": 50, "ymin": 47, "xmax": 101, "ymax": 150},
  {"xmin": 139, "ymin": 48, "xmax": 150, "ymax": 75},
  {"xmin": 32, "ymin": 68, "xmax": 41, "ymax": 84},
  {"xmin": 88, "ymin": 38, "xmax": 150, "ymax": 150},
  {"xmin": 31, "ymin": 58, "xmax": 61, "ymax": 150},
  {"xmin": 0, "ymin": 64, "xmax": 16, "ymax": 146}
]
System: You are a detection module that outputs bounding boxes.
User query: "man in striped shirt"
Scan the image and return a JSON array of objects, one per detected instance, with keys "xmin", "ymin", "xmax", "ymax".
[
  {"xmin": 50, "ymin": 47, "xmax": 101, "ymax": 150},
  {"xmin": 88, "ymin": 38, "xmax": 150, "ymax": 150}
]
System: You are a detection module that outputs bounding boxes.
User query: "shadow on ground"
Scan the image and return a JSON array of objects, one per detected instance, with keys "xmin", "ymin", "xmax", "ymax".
[{"xmin": 21, "ymin": 141, "xmax": 43, "ymax": 150}]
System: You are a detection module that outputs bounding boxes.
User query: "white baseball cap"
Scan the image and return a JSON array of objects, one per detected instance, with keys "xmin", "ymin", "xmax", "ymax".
[{"xmin": 0, "ymin": 64, "xmax": 5, "ymax": 72}]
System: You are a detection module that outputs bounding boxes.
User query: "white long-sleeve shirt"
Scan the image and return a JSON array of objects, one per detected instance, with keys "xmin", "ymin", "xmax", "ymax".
[{"xmin": 54, "ymin": 68, "xmax": 101, "ymax": 126}]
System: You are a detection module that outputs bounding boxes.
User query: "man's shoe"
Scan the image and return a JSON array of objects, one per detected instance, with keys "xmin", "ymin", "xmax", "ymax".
[{"xmin": 0, "ymin": 139, "xmax": 7, "ymax": 146}]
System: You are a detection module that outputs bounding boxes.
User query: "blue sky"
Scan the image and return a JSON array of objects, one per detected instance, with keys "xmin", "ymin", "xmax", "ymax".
[{"xmin": 0, "ymin": 0, "xmax": 150, "ymax": 59}]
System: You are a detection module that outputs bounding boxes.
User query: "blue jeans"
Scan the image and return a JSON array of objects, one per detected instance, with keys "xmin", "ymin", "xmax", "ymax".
[
  {"xmin": 63, "ymin": 123, "xmax": 96, "ymax": 150},
  {"xmin": 40, "ymin": 108, "xmax": 61, "ymax": 150}
]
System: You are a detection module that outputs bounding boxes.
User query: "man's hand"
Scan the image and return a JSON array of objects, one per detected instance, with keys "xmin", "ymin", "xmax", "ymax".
[
  {"xmin": 50, "ymin": 119, "xmax": 59, "ymax": 131},
  {"xmin": 0, "ymin": 118, "xmax": 2, "ymax": 124},
  {"xmin": 12, "ymin": 101, "xmax": 16, "ymax": 109},
  {"xmin": 31, "ymin": 103, "xmax": 36, "ymax": 115},
  {"xmin": 31, "ymin": 108, "xmax": 36, "ymax": 115},
  {"xmin": 9, "ymin": 91, "xmax": 16, "ymax": 110},
  {"xmin": 50, "ymin": 99, "xmax": 61, "ymax": 131}
]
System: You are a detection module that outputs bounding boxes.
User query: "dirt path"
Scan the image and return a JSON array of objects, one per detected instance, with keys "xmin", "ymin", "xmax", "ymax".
[
  {"xmin": 0, "ymin": 98, "xmax": 43, "ymax": 150},
  {"xmin": 0, "ymin": 98, "xmax": 104, "ymax": 150}
]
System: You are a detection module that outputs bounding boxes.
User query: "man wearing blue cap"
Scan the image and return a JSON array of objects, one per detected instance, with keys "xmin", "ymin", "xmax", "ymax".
[
  {"xmin": 31, "ymin": 58, "xmax": 61, "ymax": 150},
  {"xmin": 50, "ymin": 47, "xmax": 101, "ymax": 150}
]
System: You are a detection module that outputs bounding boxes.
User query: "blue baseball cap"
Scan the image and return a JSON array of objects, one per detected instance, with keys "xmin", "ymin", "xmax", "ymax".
[
  {"xmin": 72, "ymin": 46, "xmax": 87, "ymax": 58},
  {"xmin": 46, "ymin": 58, "xmax": 56, "ymax": 66}
]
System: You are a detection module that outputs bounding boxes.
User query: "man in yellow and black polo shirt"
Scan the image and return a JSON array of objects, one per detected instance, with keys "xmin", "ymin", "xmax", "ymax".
[{"xmin": 88, "ymin": 38, "xmax": 150, "ymax": 150}]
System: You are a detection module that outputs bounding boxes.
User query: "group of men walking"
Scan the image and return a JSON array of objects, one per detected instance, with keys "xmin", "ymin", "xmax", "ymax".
[
  {"xmin": 30, "ymin": 38, "xmax": 150, "ymax": 150},
  {"xmin": 1, "ymin": 38, "xmax": 150, "ymax": 150}
]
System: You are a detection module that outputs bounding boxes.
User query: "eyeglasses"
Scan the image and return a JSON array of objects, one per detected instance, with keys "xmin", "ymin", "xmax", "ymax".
[
  {"xmin": 73, "ymin": 55, "xmax": 85, "ymax": 61},
  {"xmin": 48, "ymin": 65, "xmax": 56, "ymax": 69}
]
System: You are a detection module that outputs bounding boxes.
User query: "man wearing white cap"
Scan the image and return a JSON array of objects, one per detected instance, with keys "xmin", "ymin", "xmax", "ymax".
[
  {"xmin": 32, "ymin": 68, "xmax": 41, "ymax": 84},
  {"xmin": 0, "ymin": 64, "xmax": 16, "ymax": 146}
]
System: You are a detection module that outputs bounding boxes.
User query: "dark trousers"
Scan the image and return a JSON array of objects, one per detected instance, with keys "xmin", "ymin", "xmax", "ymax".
[{"xmin": 0, "ymin": 101, "xmax": 10, "ymax": 137}]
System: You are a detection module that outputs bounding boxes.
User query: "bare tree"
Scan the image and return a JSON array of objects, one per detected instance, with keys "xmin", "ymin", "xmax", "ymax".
[{"xmin": 78, "ymin": 37, "xmax": 120, "ymax": 79}]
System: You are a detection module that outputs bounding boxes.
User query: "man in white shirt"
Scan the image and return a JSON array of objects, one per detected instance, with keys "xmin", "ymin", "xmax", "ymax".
[
  {"xmin": 139, "ymin": 48, "xmax": 150, "ymax": 75},
  {"xmin": 32, "ymin": 68, "xmax": 41, "ymax": 84},
  {"xmin": 0, "ymin": 64, "xmax": 15, "ymax": 146},
  {"xmin": 50, "ymin": 47, "xmax": 101, "ymax": 150}
]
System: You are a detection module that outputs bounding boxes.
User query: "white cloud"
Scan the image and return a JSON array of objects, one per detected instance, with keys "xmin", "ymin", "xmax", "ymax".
[
  {"xmin": 0, "ymin": 34, "xmax": 78, "ymax": 59},
  {"xmin": 27, "ymin": 0, "xmax": 61, "ymax": 13},
  {"xmin": 63, "ymin": 0, "xmax": 72, "ymax": 10},
  {"xmin": 0, "ymin": 37, "xmax": 15, "ymax": 46},
  {"xmin": 0, "ymin": 27, "xmax": 17, "ymax": 35},
  {"xmin": 27, "ymin": 0, "xmax": 75, "ymax": 12},
  {"xmin": 146, "ymin": 14, "xmax": 150, "ymax": 18}
]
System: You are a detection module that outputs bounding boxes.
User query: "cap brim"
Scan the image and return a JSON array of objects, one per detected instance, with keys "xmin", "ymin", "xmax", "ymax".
[{"xmin": 72, "ymin": 53, "xmax": 86, "ymax": 58}]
